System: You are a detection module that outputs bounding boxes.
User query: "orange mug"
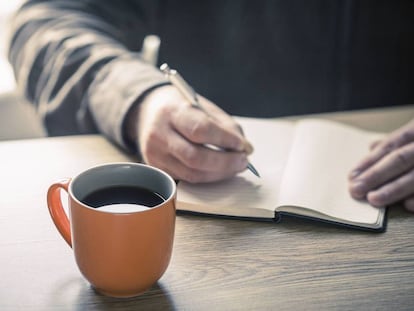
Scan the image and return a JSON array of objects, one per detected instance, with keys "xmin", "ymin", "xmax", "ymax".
[{"xmin": 47, "ymin": 162, "xmax": 176, "ymax": 298}]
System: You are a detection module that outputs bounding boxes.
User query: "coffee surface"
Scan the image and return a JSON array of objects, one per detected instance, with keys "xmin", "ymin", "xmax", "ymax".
[{"xmin": 82, "ymin": 185, "xmax": 165, "ymax": 209}]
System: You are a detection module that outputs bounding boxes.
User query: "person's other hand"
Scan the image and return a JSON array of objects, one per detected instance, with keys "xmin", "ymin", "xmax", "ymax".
[
  {"xmin": 127, "ymin": 85, "xmax": 253, "ymax": 183},
  {"xmin": 349, "ymin": 120, "xmax": 414, "ymax": 212}
]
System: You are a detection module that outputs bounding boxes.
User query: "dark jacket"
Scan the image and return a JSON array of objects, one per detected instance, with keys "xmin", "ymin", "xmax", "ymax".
[{"xmin": 8, "ymin": 0, "xmax": 414, "ymax": 150}]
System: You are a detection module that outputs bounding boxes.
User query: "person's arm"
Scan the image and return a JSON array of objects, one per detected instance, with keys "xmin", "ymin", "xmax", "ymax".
[
  {"xmin": 8, "ymin": 0, "xmax": 253, "ymax": 183},
  {"xmin": 349, "ymin": 119, "xmax": 414, "ymax": 212},
  {"xmin": 8, "ymin": 0, "xmax": 167, "ymax": 148}
]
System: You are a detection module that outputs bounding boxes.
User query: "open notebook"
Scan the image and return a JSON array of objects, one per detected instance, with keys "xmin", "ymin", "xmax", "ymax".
[{"xmin": 177, "ymin": 117, "xmax": 387, "ymax": 231}]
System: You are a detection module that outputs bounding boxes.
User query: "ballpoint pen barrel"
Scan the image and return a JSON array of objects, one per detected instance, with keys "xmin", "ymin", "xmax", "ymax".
[{"xmin": 167, "ymin": 70, "xmax": 201, "ymax": 109}]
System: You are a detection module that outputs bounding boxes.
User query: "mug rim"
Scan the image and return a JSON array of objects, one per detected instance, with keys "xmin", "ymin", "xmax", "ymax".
[{"xmin": 68, "ymin": 162, "xmax": 176, "ymax": 214}]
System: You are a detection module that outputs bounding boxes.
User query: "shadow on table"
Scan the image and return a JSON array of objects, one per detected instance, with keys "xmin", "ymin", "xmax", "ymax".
[
  {"xmin": 47, "ymin": 276, "xmax": 176, "ymax": 310},
  {"xmin": 76, "ymin": 281, "xmax": 176, "ymax": 311}
]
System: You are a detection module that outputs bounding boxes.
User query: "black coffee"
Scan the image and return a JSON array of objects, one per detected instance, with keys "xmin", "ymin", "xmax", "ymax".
[{"xmin": 82, "ymin": 185, "xmax": 165, "ymax": 209}]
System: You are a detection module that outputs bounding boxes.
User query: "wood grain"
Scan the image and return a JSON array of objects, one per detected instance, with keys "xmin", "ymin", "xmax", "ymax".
[{"xmin": 1, "ymin": 107, "xmax": 414, "ymax": 310}]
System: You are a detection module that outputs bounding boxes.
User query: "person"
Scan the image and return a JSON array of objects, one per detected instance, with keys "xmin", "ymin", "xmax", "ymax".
[{"xmin": 7, "ymin": 0, "xmax": 414, "ymax": 212}]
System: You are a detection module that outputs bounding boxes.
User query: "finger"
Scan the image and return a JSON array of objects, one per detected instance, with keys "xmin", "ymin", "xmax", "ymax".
[
  {"xmin": 365, "ymin": 168, "xmax": 414, "ymax": 207},
  {"xmin": 145, "ymin": 151, "xmax": 206, "ymax": 183},
  {"xmin": 349, "ymin": 143, "xmax": 414, "ymax": 199},
  {"xmin": 192, "ymin": 97, "xmax": 254, "ymax": 154},
  {"xmin": 403, "ymin": 196, "xmax": 414, "ymax": 212},
  {"xmin": 202, "ymin": 101, "xmax": 243, "ymax": 133},
  {"xmin": 140, "ymin": 135, "xmax": 214, "ymax": 183},
  {"xmin": 138, "ymin": 128, "xmax": 210, "ymax": 182},
  {"xmin": 171, "ymin": 105, "xmax": 249, "ymax": 153},
  {"xmin": 153, "ymin": 153, "xmax": 246, "ymax": 183},
  {"xmin": 349, "ymin": 141, "xmax": 395, "ymax": 180},
  {"xmin": 166, "ymin": 129, "xmax": 248, "ymax": 174},
  {"xmin": 381, "ymin": 119, "xmax": 414, "ymax": 149},
  {"xmin": 369, "ymin": 139, "xmax": 381, "ymax": 150},
  {"xmin": 349, "ymin": 121, "xmax": 414, "ymax": 179},
  {"xmin": 143, "ymin": 124, "xmax": 248, "ymax": 182}
]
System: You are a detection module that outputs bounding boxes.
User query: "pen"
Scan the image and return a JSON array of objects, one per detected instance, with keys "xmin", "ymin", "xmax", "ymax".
[{"xmin": 160, "ymin": 63, "xmax": 260, "ymax": 178}]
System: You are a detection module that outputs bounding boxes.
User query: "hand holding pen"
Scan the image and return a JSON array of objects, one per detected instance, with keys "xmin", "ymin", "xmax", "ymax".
[
  {"xmin": 160, "ymin": 63, "xmax": 260, "ymax": 178},
  {"xmin": 125, "ymin": 63, "xmax": 259, "ymax": 183}
]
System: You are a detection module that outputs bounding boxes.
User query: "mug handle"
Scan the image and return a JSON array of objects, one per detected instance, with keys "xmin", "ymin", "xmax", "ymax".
[{"xmin": 47, "ymin": 178, "xmax": 72, "ymax": 247}]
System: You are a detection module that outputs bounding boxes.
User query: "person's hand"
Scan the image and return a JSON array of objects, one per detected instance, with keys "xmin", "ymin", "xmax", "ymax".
[
  {"xmin": 349, "ymin": 120, "xmax": 414, "ymax": 212},
  {"xmin": 127, "ymin": 85, "xmax": 253, "ymax": 183}
]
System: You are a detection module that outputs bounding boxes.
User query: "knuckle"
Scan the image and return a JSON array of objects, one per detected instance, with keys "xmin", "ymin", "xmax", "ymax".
[
  {"xmin": 235, "ymin": 123, "xmax": 244, "ymax": 135},
  {"xmin": 363, "ymin": 167, "xmax": 380, "ymax": 184},
  {"xmin": 400, "ymin": 130, "xmax": 414, "ymax": 144},
  {"xmin": 393, "ymin": 148, "xmax": 412, "ymax": 170},
  {"xmin": 157, "ymin": 101, "xmax": 174, "ymax": 116},
  {"xmin": 223, "ymin": 119, "xmax": 242, "ymax": 135},
  {"xmin": 382, "ymin": 141, "xmax": 396, "ymax": 154}
]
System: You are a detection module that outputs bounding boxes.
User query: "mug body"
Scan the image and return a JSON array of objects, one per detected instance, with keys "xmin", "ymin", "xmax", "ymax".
[{"xmin": 68, "ymin": 163, "xmax": 176, "ymax": 297}]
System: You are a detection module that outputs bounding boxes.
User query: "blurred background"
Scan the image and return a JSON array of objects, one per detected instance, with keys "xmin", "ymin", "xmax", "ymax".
[
  {"xmin": 0, "ymin": 1, "xmax": 20, "ymax": 93},
  {"xmin": 0, "ymin": 0, "xmax": 46, "ymax": 140}
]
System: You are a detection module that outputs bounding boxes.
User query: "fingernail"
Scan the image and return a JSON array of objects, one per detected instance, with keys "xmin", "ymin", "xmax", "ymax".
[
  {"xmin": 349, "ymin": 169, "xmax": 361, "ymax": 179},
  {"xmin": 350, "ymin": 180, "xmax": 367, "ymax": 199},
  {"xmin": 244, "ymin": 141, "xmax": 254, "ymax": 155},
  {"xmin": 367, "ymin": 191, "xmax": 386, "ymax": 207}
]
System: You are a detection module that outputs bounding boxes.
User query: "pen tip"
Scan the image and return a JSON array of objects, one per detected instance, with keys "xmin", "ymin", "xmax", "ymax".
[{"xmin": 247, "ymin": 163, "xmax": 260, "ymax": 178}]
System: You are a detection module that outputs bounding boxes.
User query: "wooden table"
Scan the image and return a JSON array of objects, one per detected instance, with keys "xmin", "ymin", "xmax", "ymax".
[{"xmin": 1, "ymin": 106, "xmax": 414, "ymax": 310}]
